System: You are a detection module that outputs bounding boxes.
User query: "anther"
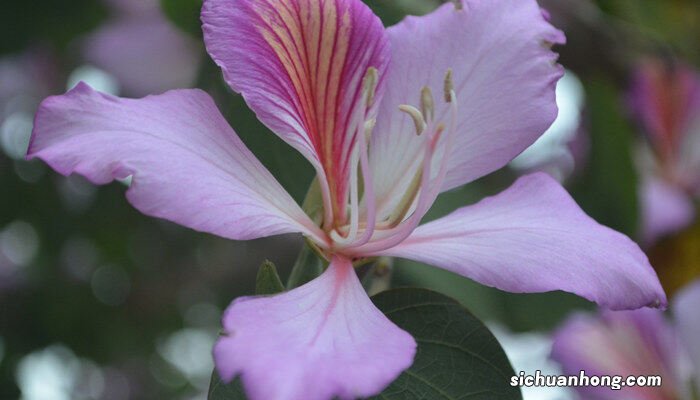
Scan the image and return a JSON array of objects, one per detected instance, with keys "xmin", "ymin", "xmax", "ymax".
[
  {"xmin": 363, "ymin": 67, "xmax": 379, "ymax": 107},
  {"xmin": 398, "ymin": 105, "xmax": 427, "ymax": 135},
  {"xmin": 444, "ymin": 69, "xmax": 454, "ymax": 103},
  {"xmin": 420, "ymin": 87, "xmax": 435, "ymax": 122}
]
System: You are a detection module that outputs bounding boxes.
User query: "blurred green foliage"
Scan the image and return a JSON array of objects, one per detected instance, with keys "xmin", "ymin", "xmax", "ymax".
[
  {"xmin": 569, "ymin": 79, "xmax": 639, "ymax": 237},
  {"xmin": 161, "ymin": 0, "xmax": 204, "ymax": 37},
  {"xmin": 600, "ymin": 0, "xmax": 700, "ymax": 63},
  {"xmin": 0, "ymin": 0, "xmax": 107, "ymax": 53}
]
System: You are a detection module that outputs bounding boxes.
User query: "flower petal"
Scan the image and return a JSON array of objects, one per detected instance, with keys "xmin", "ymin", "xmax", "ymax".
[
  {"xmin": 28, "ymin": 83, "xmax": 324, "ymax": 242},
  {"xmin": 376, "ymin": 173, "xmax": 667, "ymax": 310},
  {"xmin": 674, "ymin": 280, "xmax": 700, "ymax": 380},
  {"xmin": 551, "ymin": 310, "xmax": 684, "ymax": 400},
  {"xmin": 214, "ymin": 256, "xmax": 416, "ymax": 400},
  {"xmin": 640, "ymin": 176, "xmax": 695, "ymax": 245},
  {"xmin": 371, "ymin": 0, "xmax": 564, "ymax": 213},
  {"xmin": 202, "ymin": 0, "xmax": 390, "ymax": 208}
]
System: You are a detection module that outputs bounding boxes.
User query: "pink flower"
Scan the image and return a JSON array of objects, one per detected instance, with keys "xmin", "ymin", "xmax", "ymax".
[
  {"xmin": 28, "ymin": 0, "xmax": 666, "ymax": 398},
  {"xmin": 629, "ymin": 59, "xmax": 700, "ymax": 245},
  {"xmin": 552, "ymin": 280, "xmax": 700, "ymax": 400}
]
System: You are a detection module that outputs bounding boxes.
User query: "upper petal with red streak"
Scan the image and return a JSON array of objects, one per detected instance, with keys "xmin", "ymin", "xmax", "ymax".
[{"xmin": 202, "ymin": 0, "xmax": 390, "ymax": 215}]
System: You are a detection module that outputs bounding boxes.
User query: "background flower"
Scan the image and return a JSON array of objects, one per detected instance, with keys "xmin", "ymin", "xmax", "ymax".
[
  {"xmin": 82, "ymin": 0, "xmax": 202, "ymax": 97},
  {"xmin": 629, "ymin": 58, "xmax": 700, "ymax": 246},
  {"xmin": 551, "ymin": 280, "xmax": 700, "ymax": 400}
]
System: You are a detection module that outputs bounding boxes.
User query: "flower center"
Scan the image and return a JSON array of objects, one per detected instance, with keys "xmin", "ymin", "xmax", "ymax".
[{"xmin": 324, "ymin": 68, "xmax": 459, "ymax": 256}]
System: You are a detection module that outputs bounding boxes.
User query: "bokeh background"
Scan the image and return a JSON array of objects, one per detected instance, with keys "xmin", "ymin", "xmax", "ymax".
[{"xmin": 2, "ymin": 0, "xmax": 699, "ymax": 399}]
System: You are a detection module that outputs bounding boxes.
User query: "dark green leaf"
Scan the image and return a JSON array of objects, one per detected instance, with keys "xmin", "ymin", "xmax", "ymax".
[
  {"xmin": 255, "ymin": 260, "xmax": 285, "ymax": 295},
  {"xmin": 370, "ymin": 288, "xmax": 522, "ymax": 400},
  {"xmin": 160, "ymin": 0, "xmax": 203, "ymax": 37}
]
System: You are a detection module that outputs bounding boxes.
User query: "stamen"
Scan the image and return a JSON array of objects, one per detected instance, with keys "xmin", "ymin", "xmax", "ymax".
[
  {"xmin": 426, "ymin": 77, "xmax": 459, "ymax": 204},
  {"xmin": 348, "ymin": 125, "xmax": 436, "ymax": 253},
  {"xmin": 364, "ymin": 118, "xmax": 376, "ymax": 142},
  {"xmin": 331, "ymin": 145, "xmax": 360, "ymax": 246},
  {"xmin": 346, "ymin": 69, "xmax": 460, "ymax": 255},
  {"xmin": 352, "ymin": 121, "xmax": 377, "ymax": 247},
  {"xmin": 398, "ymin": 105, "xmax": 427, "ymax": 135},
  {"xmin": 444, "ymin": 69, "xmax": 454, "ymax": 103},
  {"xmin": 369, "ymin": 122, "xmax": 441, "ymax": 231},
  {"xmin": 316, "ymin": 167, "xmax": 336, "ymax": 232},
  {"xmin": 332, "ymin": 91, "xmax": 378, "ymax": 248},
  {"xmin": 420, "ymin": 87, "xmax": 435, "ymax": 122},
  {"xmin": 363, "ymin": 67, "xmax": 379, "ymax": 107},
  {"xmin": 332, "ymin": 69, "xmax": 373, "ymax": 235},
  {"xmin": 383, "ymin": 167, "xmax": 423, "ymax": 228},
  {"xmin": 434, "ymin": 123, "xmax": 446, "ymax": 139}
]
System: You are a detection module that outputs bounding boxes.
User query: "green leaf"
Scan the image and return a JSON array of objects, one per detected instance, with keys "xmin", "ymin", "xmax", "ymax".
[
  {"xmin": 286, "ymin": 242, "xmax": 324, "ymax": 289},
  {"xmin": 255, "ymin": 260, "xmax": 285, "ymax": 295},
  {"xmin": 208, "ymin": 288, "xmax": 521, "ymax": 400},
  {"xmin": 160, "ymin": 0, "xmax": 203, "ymax": 37},
  {"xmin": 370, "ymin": 288, "xmax": 522, "ymax": 400}
]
